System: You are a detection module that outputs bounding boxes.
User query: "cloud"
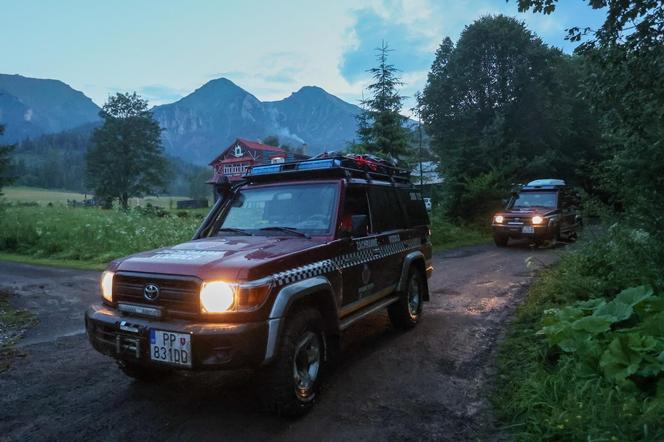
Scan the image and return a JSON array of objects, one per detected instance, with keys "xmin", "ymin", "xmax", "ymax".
[{"xmin": 339, "ymin": 6, "xmax": 435, "ymax": 84}]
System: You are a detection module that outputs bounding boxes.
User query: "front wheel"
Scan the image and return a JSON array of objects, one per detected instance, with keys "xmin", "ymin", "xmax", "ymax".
[
  {"xmin": 259, "ymin": 307, "xmax": 324, "ymax": 416},
  {"xmin": 493, "ymin": 234, "xmax": 509, "ymax": 247},
  {"xmin": 388, "ymin": 267, "xmax": 426, "ymax": 329}
]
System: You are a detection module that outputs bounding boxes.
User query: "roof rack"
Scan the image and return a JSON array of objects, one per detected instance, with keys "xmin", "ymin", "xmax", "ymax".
[
  {"xmin": 522, "ymin": 178, "xmax": 567, "ymax": 190},
  {"xmin": 245, "ymin": 154, "xmax": 412, "ymax": 184}
]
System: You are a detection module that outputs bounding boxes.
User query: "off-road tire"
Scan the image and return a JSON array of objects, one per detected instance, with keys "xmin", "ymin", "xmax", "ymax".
[
  {"xmin": 259, "ymin": 307, "xmax": 325, "ymax": 417},
  {"xmin": 117, "ymin": 360, "xmax": 173, "ymax": 382},
  {"xmin": 493, "ymin": 234, "xmax": 509, "ymax": 247},
  {"xmin": 388, "ymin": 266, "xmax": 425, "ymax": 329}
]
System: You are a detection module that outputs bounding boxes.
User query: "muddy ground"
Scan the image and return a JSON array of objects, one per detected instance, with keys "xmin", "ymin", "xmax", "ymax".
[{"xmin": 0, "ymin": 241, "xmax": 560, "ymax": 442}]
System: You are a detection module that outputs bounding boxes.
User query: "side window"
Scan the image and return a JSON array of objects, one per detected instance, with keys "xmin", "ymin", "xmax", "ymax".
[
  {"xmin": 340, "ymin": 186, "xmax": 371, "ymax": 237},
  {"xmin": 399, "ymin": 189, "xmax": 429, "ymax": 227},
  {"xmin": 368, "ymin": 187, "xmax": 408, "ymax": 233}
]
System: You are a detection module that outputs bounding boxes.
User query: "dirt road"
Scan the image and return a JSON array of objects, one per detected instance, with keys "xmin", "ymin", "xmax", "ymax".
[{"xmin": 0, "ymin": 241, "xmax": 560, "ymax": 441}]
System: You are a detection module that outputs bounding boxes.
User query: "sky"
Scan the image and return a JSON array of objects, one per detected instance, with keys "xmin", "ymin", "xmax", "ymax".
[{"xmin": 0, "ymin": 0, "xmax": 606, "ymax": 114}]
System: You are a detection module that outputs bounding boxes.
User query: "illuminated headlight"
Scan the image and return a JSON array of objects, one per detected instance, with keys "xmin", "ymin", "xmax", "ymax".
[
  {"xmin": 200, "ymin": 281, "xmax": 235, "ymax": 313},
  {"xmin": 101, "ymin": 271, "xmax": 114, "ymax": 302},
  {"xmin": 532, "ymin": 215, "xmax": 544, "ymax": 225},
  {"xmin": 199, "ymin": 279, "xmax": 273, "ymax": 313},
  {"xmin": 494, "ymin": 215, "xmax": 504, "ymax": 223}
]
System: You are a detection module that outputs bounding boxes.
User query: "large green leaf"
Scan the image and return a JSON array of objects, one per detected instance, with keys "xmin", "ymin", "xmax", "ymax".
[
  {"xmin": 600, "ymin": 335, "xmax": 643, "ymax": 381},
  {"xmin": 571, "ymin": 315, "xmax": 613, "ymax": 334},
  {"xmin": 615, "ymin": 285, "xmax": 653, "ymax": 307},
  {"xmin": 594, "ymin": 301, "xmax": 632, "ymax": 322}
]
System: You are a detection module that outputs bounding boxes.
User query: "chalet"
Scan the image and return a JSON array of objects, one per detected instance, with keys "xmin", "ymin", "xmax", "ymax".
[{"xmin": 208, "ymin": 138, "xmax": 308, "ymax": 183}]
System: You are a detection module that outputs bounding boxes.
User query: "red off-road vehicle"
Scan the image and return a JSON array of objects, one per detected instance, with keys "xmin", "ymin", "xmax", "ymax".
[
  {"xmin": 85, "ymin": 155, "xmax": 433, "ymax": 415},
  {"xmin": 491, "ymin": 179, "xmax": 581, "ymax": 247}
]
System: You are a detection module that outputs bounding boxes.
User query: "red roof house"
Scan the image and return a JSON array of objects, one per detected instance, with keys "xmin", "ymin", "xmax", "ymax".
[{"xmin": 208, "ymin": 138, "xmax": 287, "ymax": 183}]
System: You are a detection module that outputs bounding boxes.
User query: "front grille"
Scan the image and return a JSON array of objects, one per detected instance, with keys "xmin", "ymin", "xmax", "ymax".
[
  {"xmin": 505, "ymin": 216, "xmax": 531, "ymax": 225},
  {"xmin": 113, "ymin": 272, "xmax": 202, "ymax": 315}
]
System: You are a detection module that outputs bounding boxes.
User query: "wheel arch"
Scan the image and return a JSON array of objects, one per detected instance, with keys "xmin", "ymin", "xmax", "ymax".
[
  {"xmin": 264, "ymin": 276, "xmax": 339, "ymax": 364},
  {"xmin": 397, "ymin": 251, "xmax": 429, "ymax": 301}
]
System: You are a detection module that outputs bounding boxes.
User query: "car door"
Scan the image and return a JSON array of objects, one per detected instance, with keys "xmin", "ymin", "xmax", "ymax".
[
  {"xmin": 337, "ymin": 185, "xmax": 380, "ymax": 310},
  {"xmin": 366, "ymin": 185, "xmax": 408, "ymax": 295}
]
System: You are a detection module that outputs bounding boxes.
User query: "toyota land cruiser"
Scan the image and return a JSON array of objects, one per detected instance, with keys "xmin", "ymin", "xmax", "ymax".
[
  {"xmin": 491, "ymin": 179, "xmax": 581, "ymax": 247},
  {"xmin": 85, "ymin": 155, "xmax": 433, "ymax": 416}
]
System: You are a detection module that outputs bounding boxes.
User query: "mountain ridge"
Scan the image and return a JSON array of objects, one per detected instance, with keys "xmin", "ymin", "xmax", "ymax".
[{"xmin": 0, "ymin": 74, "xmax": 363, "ymax": 164}]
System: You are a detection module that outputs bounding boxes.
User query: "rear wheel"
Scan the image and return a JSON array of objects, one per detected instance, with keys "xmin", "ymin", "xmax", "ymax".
[
  {"xmin": 117, "ymin": 360, "xmax": 173, "ymax": 382},
  {"xmin": 493, "ymin": 234, "xmax": 509, "ymax": 247},
  {"xmin": 259, "ymin": 307, "xmax": 324, "ymax": 416},
  {"xmin": 388, "ymin": 267, "xmax": 425, "ymax": 329}
]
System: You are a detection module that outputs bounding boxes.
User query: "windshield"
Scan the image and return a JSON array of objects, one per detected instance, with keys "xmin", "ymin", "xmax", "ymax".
[
  {"xmin": 510, "ymin": 191, "xmax": 557, "ymax": 209},
  {"xmin": 214, "ymin": 183, "xmax": 339, "ymax": 236}
]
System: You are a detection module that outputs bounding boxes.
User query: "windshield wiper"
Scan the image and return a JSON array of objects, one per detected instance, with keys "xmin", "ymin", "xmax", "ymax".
[
  {"xmin": 259, "ymin": 226, "xmax": 310, "ymax": 238},
  {"xmin": 217, "ymin": 227, "xmax": 254, "ymax": 236}
]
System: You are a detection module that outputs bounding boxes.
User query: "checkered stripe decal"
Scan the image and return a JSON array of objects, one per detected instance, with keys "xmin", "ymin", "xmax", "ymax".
[
  {"xmin": 273, "ymin": 259, "xmax": 337, "ymax": 286},
  {"xmin": 271, "ymin": 238, "xmax": 422, "ymax": 286}
]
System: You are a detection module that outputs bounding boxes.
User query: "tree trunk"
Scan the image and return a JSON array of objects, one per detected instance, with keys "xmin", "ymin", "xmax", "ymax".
[{"xmin": 121, "ymin": 192, "xmax": 129, "ymax": 211}]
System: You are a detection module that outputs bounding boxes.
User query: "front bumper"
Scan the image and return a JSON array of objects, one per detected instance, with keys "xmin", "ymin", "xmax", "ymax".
[
  {"xmin": 492, "ymin": 223, "xmax": 554, "ymax": 240},
  {"xmin": 85, "ymin": 304, "xmax": 268, "ymax": 370}
]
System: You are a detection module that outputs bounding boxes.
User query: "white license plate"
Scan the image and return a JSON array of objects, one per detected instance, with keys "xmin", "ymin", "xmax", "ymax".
[
  {"xmin": 522, "ymin": 226, "xmax": 535, "ymax": 234},
  {"xmin": 150, "ymin": 329, "xmax": 192, "ymax": 367}
]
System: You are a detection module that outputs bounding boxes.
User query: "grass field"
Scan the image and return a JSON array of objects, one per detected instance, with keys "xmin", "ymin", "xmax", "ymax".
[
  {"xmin": 1, "ymin": 186, "xmax": 193, "ymax": 208},
  {"xmin": 0, "ymin": 205, "xmax": 206, "ymax": 265}
]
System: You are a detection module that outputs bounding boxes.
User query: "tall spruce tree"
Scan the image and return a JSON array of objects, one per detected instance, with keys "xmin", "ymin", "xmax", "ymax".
[
  {"xmin": 356, "ymin": 41, "xmax": 410, "ymax": 159},
  {"xmin": 0, "ymin": 124, "xmax": 15, "ymax": 195},
  {"xmin": 86, "ymin": 92, "xmax": 167, "ymax": 209}
]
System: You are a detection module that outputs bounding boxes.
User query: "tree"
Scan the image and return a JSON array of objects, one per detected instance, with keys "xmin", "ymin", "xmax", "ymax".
[
  {"xmin": 420, "ymin": 15, "xmax": 600, "ymax": 221},
  {"xmin": 0, "ymin": 124, "xmax": 15, "ymax": 195},
  {"xmin": 516, "ymin": 0, "xmax": 664, "ymax": 230},
  {"xmin": 86, "ymin": 93, "xmax": 167, "ymax": 210},
  {"xmin": 355, "ymin": 41, "xmax": 411, "ymax": 159}
]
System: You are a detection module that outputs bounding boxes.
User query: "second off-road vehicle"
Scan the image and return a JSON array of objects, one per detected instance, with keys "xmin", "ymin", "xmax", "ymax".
[
  {"xmin": 492, "ymin": 179, "xmax": 581, "ymax": 247},
  {"xmin": 85, "ymin": 155, "xmax": 433, "ymax": 415}
]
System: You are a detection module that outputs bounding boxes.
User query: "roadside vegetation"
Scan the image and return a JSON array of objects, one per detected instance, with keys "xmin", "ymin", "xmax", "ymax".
[
  {"xmin": 0, "ymin": 288, "xmax": 38, "ymax": 373},
  {"xmin": 494, "ymin": 225, "xmax": 664, "ymax": 440},
  {"xmin": 0, "ymin": 205, "xmax": 205, "ymax": 267}
]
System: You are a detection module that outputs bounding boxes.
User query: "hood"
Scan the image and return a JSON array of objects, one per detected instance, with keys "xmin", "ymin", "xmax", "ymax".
[
  {"xmin": 498, "ymin": 206, "xmax": 557, "ymax": 217},
  {"xmin": 114, "ymin": 236, "xmax": 326, "ymax": 281}
]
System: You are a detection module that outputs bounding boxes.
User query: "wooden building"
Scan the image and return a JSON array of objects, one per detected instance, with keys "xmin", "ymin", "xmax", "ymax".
[{"xmin": 208, "ymin": 138, "xmax": 307, "ymax": 184}]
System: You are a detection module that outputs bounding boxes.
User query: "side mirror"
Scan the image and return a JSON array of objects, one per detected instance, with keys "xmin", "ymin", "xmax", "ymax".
[{"xmin": 351, "ymin": 215, "xmax": 369, "ymax": 237}]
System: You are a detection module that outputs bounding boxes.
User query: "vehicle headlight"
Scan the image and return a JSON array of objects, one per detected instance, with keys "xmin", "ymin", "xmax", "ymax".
[
  {"xmin": 199, "ymin": 279, "xmax": 273, "ymax": 314},
  {"xmin": 200, "ymin": 281, "xmax": 235, "ymax": 313},
  {"xmin": 101, "ymin": 271, "xmax": 114, "ymax": 302},
  {"xmin": 494, "ymin": 215, "xmax": 504, "ymax": 223},
  {"xmin": 532, "ymin": 215, "xmax": 544, "ymax": 225}
]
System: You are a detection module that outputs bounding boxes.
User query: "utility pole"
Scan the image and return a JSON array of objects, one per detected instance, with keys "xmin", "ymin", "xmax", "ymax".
[{"xmin": 413, "ymin": 91, "xmax": 424, "ymax": 188}]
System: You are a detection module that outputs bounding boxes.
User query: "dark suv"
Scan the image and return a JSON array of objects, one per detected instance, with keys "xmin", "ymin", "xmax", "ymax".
[
  {"xmin": 491, "ymin": 179, "xmax": 581, "ymax": 247},
  {"xmin": 85, "ymin": 155, "xmax": 432, "ymax": 415}
]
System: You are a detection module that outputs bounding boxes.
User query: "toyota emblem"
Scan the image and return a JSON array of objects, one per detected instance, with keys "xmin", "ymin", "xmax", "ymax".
[{"xmin": 143, "ymin": 284, "xmax": 160, "ymax": 301}]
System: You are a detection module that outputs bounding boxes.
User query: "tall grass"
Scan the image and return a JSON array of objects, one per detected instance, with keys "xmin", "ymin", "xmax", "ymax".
[
  {"xmin": 0, "ymin": 206, "xmax": 204, "ymax": 264},
  {"xmin": 493, "ymin": 225, "xmax": 664, "ymax": 441}
]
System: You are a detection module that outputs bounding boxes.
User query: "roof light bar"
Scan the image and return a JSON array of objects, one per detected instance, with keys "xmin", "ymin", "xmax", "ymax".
[
  {"xmin": 296, "ymin": 159, "xmax": 340, "ymax": 171},
  {"xmin": 250, "ymin": 164, "xmax": 282, "ymax": 175}
]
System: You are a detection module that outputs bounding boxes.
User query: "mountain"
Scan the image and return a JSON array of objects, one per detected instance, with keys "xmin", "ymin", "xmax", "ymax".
[
  {"xmin": 0, "ymin": 74, "xmax": 100, "ymax": 143},
  {"xmin": 153, "ymin": 78, "xmax": 361, "ymax": 164}
]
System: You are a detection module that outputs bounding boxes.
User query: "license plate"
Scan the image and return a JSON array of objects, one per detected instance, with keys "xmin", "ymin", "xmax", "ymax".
[
  {"xmin": 150, "ymin": 329, "xmax": 192, "ymax": 367},
  {"xmin": 522, "ymin": 226, "xmax": 535, "ymax": 234}
]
